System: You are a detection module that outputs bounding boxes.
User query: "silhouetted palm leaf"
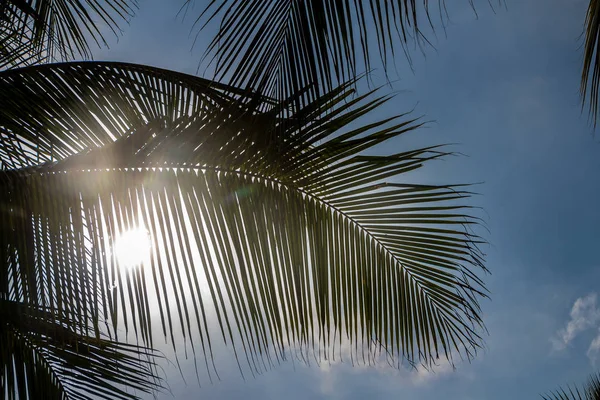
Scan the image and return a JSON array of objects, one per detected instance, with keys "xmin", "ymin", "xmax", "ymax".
[
  {"xmin": 1, "ymin": 62, "xmax": 487, "ymax": 392},
  {"xmin": 193, "ymin": 0, "xmax": 500, "ymax": 103},
  {"xmin": 543, "ymin": 372, "xmax": 600, "ymax": 400},
  {"xmin": 0, "ymin": 16, "xmax": 48, "ymax": 69},
  {"xmin": 0, "ymin": 62, "xmax": 255, "ymax": 169},
  {"xmin": 0, "ymin": 0, "xmax": 137, "ymax": 69},
  {"xmin": 582, "ymin": 0, "xmax": 600, "ymax": 127},
  {"xmin": 0, "ymin": 300, "xmax": 162, "ymax": 400}
]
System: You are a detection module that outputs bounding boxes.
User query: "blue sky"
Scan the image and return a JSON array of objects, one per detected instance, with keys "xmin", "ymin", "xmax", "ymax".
[{"xmin": 94, "ymin": 0, "xmax": 600, "ymax": 398}]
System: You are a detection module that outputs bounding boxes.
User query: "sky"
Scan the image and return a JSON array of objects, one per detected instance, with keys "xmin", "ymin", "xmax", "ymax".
[{"xmin": 92, "ymin": 0, "xmax": 600, "ymax": 398}]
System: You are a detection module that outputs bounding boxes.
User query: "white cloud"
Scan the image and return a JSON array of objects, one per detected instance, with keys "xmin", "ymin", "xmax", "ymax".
[
  {"xmin": 552, "ymin": 293, "xmax": 600, "ymax": 352},
  {"xmin": 410, "ymin": 362, "xmax": 456, "ymax": 386},
  {"xmin": 316, "ymin": 357, "xmax": 458, "ymax": 398}
]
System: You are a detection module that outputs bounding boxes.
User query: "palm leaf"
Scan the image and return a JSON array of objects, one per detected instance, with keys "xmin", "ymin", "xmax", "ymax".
[
  {"xmin": 0, "ymin": 61, "xmax": 258, "ymax": 169},
  {"xmin": 0, "ymin": 299, "xmax": 162, "ymax": 400},
  {"xmin": 1, "ymin": 62, "xmax": 487, "ymax": 383},
  {"xmin": 0, "ymin": 14, "xmax": 49, "ymax": 69},
  {"xmin": 542, "ymin": 372, "xmax": 600, "ymax": 400},
  {"xmin": 582, "ymin": 0, "xmax": 600, "ymax": 127},
  {"xmin": 192, "ymin": 0, "xmax": 502, "ymax": 104},
  {"xmin": 0, "ymin": 0, "xmax": 137, "ymax": 69}
]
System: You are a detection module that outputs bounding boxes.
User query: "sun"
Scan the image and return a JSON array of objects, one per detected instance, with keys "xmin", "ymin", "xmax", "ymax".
[{"xmin": 113, "ymin": 226, "xmax": 152, "ymax": 268}]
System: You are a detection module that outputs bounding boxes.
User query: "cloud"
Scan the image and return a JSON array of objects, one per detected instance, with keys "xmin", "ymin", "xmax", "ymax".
[
  {"xmin": 410, "ymin": 362, "xmax": 456, "ymax": 386},
  {"xmin": 587, "ymin": 331, "xmax": 600, "ymax": 366},
  {"xmin": 316, "ymin": 357, "xmax": 458, "ymax": 399},
  {"xmin": 552, "ymin": 293, "xmax": 600, "ymax": 352}
]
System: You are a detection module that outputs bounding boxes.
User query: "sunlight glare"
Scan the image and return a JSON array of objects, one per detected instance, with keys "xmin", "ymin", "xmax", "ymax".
[{"xmin": 113, "ymin": 226, "xmax": 152, "ymax": 268}]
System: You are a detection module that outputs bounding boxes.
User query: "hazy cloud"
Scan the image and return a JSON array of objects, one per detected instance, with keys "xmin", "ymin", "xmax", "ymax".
[
  {"xmin": 587, "ymin": 331, "xmax": 600, "ymax": 365},
  {"xmin": 411, "ymin": 362, "xmax": 456, "ymax": 386},
  {"xmin": 552, "ymin": 293, "xmax": 600, "ymax": 352}
]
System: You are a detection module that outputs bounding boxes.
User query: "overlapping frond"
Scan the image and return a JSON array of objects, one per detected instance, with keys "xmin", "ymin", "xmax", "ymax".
[
  {"xmin": 0, "ymin": 0, "xmax": 137, "ymax": 69},
  {"xmin": 1, "ymin": 62, "xmax": 487, "ymax": 391},
  {"xmin": 0, "ymin": 62, "xmax": 260, "ymax": 170},
  {"xmin": 0, "ymin": 18, "xmax": 49, "ymax": 69},
  {"xmin": 0, "ymin": 300, "xmax": 162, "ymax": 400},
  {"xmin": 193, "ymin": 0, "xmax": 499, "ymax": 103},
  {"xmin": 542, "ymin": 372, "xmax": 600, "ymax": 400}
]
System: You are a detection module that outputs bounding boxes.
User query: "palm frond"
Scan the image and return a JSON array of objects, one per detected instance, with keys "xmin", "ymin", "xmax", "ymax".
[
  {"xmin": 1, "ymin": 62, "xmax": 487, "ymax": 381},
  {"xmin": 542, "ymin": 372, "xmax": 600, "ymax": 400},
  {"xmin": 0, "ymin": 0, "xmax": 137, "ymax": 69},
  {"xmin": 582, "ymin": 0, "xmax": 600, "ymax": 127},
  {"xmin": 0, "ymin": 299, "xmax": 162, "ymax": 400},
  {"xmin": 192, "ymin": 0, "xmax": 501, "ymax": 103},
  {"xmin": 0, "ymin": 18, "xmax": 49, "ymax": 69},
  {"xmin": 0, "ymin": 62, "xmax": 260, "ymax": 170}
]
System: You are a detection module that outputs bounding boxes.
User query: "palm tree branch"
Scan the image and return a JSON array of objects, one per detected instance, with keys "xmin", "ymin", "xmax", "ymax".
[
  {"xmin": 1, "ymin": 62, "xmax": 487, "ymax": 378},
  {"xmin": 1, "ymin": 299, "xmax": 163, "ymax": 400},
  {"xmin": 2, "ymin": 324, "xmax": 68, "ymax": 399},
  {"xmin": 542, "ymin": 372, "xmax": 600, "ymax": 400},
  {"xmin": 0, "ymin": 0, "xmax": 138, "ymax": 69},
  {"xmin": 2, "ymin": 146, "xmax": 486, "ymax": 371},
  {"xmin": 582, "ymin": 0, "xmax": 600, "ymax": 127},
  {"xmin": 192, "ymin": 0, "xmax": 493, "ymax": 102},
  {"xmin": 0, "ymin": 62, "xmax": 267, "ymax": 169}
]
